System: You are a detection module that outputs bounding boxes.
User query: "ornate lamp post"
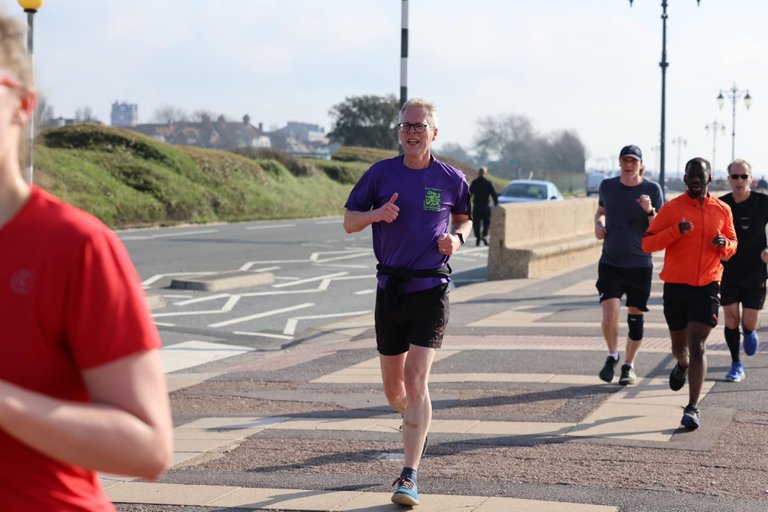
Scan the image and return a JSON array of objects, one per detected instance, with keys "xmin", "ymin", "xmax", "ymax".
[
  {"xmin": 671, "ymin": 136, "xmax": 687, "ymax": 176},
  {"xmin": 704, "ymin": 120, "xmax": 725, "ymax": 173},
  {"xmin": 17, "ymin": 0, "xmax": 44, "ymax": 184},
  {"xmin": 399, "ymin": 0, "xmax": 408, "ymax": 109},
  {"xmin": 629, "ymin": 0, "xmax": 700, "ymax": 199},
  {"xmin": 717, "ymin": 84, "xmax": 752, "ymax": 162}
]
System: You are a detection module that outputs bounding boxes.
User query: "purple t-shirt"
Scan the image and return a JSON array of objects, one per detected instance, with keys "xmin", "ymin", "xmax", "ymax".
[{"xmin": 345, "ymin": 155, "xmax": 471, "ymax": 292}]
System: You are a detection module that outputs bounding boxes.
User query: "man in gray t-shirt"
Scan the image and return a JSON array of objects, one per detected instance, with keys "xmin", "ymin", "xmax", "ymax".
[{"xmin": 594, "ymin": 145, "xmax": 663, "ymax": 385}]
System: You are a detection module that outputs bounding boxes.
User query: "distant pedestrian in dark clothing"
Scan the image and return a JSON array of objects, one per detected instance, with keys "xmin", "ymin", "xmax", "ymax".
[{"xmin": 469, "ymin": 166, "xmax": 498, "ymax": 245}]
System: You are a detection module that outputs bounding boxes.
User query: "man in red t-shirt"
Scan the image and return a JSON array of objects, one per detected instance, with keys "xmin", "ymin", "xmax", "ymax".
[{"xmin": 0, "ymin": 14, "xmax": 172, "ymax": 510}]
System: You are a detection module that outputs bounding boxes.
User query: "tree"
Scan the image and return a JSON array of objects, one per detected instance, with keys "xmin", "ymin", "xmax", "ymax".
[
  {"xmin": 544, "ymin": 130, "xmax": 586, "ymax": 173},
  {"xmin": 472, "ymin": 113, "xmax": 586, "ymax": 179},
  {"xmin": 474, "ymin": 114, "xmax": 537, "ymax": 179},
  {"xmin": 152, "ymin": 105, "xmax": 188, "ymax": 124},
  {"xmin": 435, "ymin": 142, "xmax": 477, "ymax": 166},
  {"xmin": 34, "ymin": 95, "xmax": 55, "ymax": 131},
  {"xmin": 74, "ymin": 106, "xmax": 98, "ymax": 123},
  {"xmin": 190, "ymin": 109, "xmax": 220, "ymax": 123},
  {"xmin": 328, "ymin": 94, "xmax": 399, "ymax": 150}
]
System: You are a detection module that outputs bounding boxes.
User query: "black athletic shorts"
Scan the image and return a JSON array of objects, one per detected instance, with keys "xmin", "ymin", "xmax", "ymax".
[
  {"xmin": 663, "ymin": 282, "xmax": 721, "ymax": 330},
  {"xmin": 596, "ymin": 264, "xmax": 652, "ymax": 312},
  {"xmin": 720, "ymin": 280, "xmax": 766, "ymax": 310},
  {"xmin": 375, "ymin": 283, "xmax": 449, "ymax": 356}
]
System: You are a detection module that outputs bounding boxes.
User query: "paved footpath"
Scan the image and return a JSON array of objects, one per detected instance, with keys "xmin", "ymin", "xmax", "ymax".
[{"xmin": 113, "ymin": 257, "xmax": 768, "ymax": 512}]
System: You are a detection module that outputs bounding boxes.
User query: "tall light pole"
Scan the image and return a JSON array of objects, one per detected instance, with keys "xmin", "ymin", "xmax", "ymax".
[
  {"xmin": 717, "ymin": 84, "xmax": 752, "ymax": 161},
  {"xmin": 704, "ymin": 120, "xmax": 725, "ymax": 173},
  {"xmin": 17, "ymin": 0, "xmax": 44, "ymax": 184},
  {"xmin": 629, "ymin": 0, "xmax": 701, "ymax": 200},
  {"xmin": 399, "ymin": 0, "xmax": 408, "ymax": 109},
  {"xmin": 671, "ymin": 136, "xmax": 687, "ymax": 176}
]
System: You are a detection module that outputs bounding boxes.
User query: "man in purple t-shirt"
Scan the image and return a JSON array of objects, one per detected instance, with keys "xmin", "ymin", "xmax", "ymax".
[{"xmin": 344, "ymin": 97, "xmax": 472, "ymax": 507}]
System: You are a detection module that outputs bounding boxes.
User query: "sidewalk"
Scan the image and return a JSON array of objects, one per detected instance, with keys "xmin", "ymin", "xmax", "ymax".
[{"xmin": 113, "ymin": 258, "xmax": 768, "ymax": 512}]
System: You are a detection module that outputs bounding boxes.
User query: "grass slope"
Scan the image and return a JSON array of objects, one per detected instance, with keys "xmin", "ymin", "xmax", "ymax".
[{"xmin": 33, "ymin": 125, "xmax": 481, "ymax": 229}]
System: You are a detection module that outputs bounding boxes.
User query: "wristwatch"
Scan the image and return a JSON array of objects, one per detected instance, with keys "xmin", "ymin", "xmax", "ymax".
[
  {"xmin": 457, "ymin": 232, "xmax": 465, "ymax": 245},
  {"xmin": 647, "ymin": 208, "xmax": 656, "ymax": 216}
]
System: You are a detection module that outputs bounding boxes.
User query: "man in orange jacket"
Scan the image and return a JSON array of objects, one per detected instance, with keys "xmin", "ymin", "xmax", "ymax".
[{"xmin": 642, "ymin": 157, "xmax": 737, "ymax": 430}]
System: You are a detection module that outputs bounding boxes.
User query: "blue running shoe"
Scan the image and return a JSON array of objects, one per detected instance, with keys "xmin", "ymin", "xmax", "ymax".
[
  {"xmin": 743, "ymin": 329, "xmax": 759, "ymax": 356},
  {"xmin": 391, "ymin": 477, "xmax": 419, "ymax": 506},
  {"xmin": 725, "ymin": 361, "xmax": 745, "ymax": 382},
  {"xmin": 681, "ymin": 404, "xmax": 701, "ymax": 430}
]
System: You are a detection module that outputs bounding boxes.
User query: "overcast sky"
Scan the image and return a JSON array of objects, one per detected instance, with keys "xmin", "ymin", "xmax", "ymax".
[{"xmin": 6, "ymin": 0, "xmax": 768, "ymax": 178}]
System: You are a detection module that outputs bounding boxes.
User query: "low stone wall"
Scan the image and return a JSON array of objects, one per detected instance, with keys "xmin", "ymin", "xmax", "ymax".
[{"xmin": 487, "ymin": 198, "xmax": 602, "ymax": 280}]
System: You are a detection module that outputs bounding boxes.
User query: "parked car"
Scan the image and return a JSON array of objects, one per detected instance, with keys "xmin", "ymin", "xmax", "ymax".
[
  {"xmin": 498, "ymin": 179, "xmax": 564, "ymax": 203},
  {"xmin": 586, "ymin": 172, "xmax": 609, "ymax": 196},
  {"xmin": 585, "ymin": 170, "xmax": 621, "ymax": 196}
]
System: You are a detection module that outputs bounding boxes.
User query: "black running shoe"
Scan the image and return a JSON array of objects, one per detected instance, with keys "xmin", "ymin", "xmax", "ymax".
[
  {"xmin": 669, "ymin": 363, "xmax": 688, "ymax": 391},
  {"xmin": 618, "ymin": 364, "xmax": 637, "ymax": 385},
  {"xmin": 681, "ymin": 404, "xmax": 700, "ymax": 430},
  {"xmin": 599, "ymin": 356, "xmax": 619, "ymax": 382}
]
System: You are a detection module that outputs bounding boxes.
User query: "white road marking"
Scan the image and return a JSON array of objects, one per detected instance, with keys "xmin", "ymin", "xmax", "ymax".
[
  {"xmin": 208, "ymin": 302, "xmax": 314, "ymax": 328},
  {"xmin": 234, "ymin": 331, "xmax": 294, "ymax": 340},
  {"xmin": 272, "ymin": 272, "xmax": 348, "ymax": 288},
  {"xmin": 122, "ymin": 229, "xmax": 219, "ymax": 241},
  {"xmin": 283, "ymin": 310, "xmax": 371, "ymax": 335},
  {"xmin": 173, "ymin": 294, "xmax": 232, "ymax": 306},
  {"xmin": 238, "ymin": 264, "xmax": 281, "ymax": 272},
  {"xmin": 153, "ymin": 296, "xmax": 240, "ymax": 318},
  {"xmin": 244, "ymin": 223, "xmax": 296, "ymax": 230},
  {"xmin": 159, "ymin": 340, "xmax": 254, "ymax": 373}
]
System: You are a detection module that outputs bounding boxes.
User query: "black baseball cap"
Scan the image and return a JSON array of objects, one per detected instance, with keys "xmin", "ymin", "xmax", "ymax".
[{"xmin": 620, "ymin": 145, "xmax": 642, "ymax": 161}]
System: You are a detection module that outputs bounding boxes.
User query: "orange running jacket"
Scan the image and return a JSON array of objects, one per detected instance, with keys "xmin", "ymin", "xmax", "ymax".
[{"xmin": 642, "ymin": 192, "xmax": 737, "ymax": 286}]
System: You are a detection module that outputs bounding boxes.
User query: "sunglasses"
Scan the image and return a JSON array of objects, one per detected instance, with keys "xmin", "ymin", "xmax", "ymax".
[{"xmin": 730, "ymin": 174, "xmax": 750, "ymax": 180}]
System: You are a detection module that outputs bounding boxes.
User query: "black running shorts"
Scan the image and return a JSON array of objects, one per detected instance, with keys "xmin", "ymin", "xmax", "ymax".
[
  {"xmin": 596, "ymin": 264, "xmax": 652, "ymax": 312},
  {"xmin": 663, "ymin": 282, "xmax": 721, "ymax": 330},
  {"xmin": 375, "ymin": 283, "xmax": 449, "ymax": 356},
  {"xmin": 720, "ymin": 280, "xmax": 766, "ymax": 310}
]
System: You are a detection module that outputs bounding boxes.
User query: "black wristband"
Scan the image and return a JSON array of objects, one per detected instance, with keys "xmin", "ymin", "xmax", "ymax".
[{"xmin": 457, "ymin": 232, "xmax": 465, "ymax": 245}]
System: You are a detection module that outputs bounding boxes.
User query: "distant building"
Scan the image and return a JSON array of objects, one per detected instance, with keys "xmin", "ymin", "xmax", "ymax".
[
  {"xmin": 111, "ymin": 101, "xmax": 138, "ymax": 127},
  {"xmin": 270, "ymin": 121, "xmax": 336, "ymax": 159},
  {"xmin": 129, "ymin": 114, "xmax": 271, "ymax": 150}
]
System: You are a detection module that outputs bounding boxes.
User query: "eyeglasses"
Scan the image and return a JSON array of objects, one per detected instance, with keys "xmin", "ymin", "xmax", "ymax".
[
  {"xmin": 730, "ymin": 174, "xmax": 750, "ymax": 180},
  {"xmin": 397, "ymin": 122, "xmax": 429, "ymax": 133}
]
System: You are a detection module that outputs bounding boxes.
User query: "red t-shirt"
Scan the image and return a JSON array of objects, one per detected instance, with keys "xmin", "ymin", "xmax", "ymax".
[{"xmin": 0, "ymin": 187, "xmax": 161, "ymax": 510}]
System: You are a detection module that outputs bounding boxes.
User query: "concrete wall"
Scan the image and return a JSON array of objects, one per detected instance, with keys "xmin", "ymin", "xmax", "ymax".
[{"xmin": 487, "ymin": 198, "xmax": 603, "ymax": 280}]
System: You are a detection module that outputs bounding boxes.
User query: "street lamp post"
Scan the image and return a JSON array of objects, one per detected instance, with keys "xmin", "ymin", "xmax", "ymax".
[
  {"xmin": 704, "ymin": 120, "xmax": 725, "ymax": 173},
  {"xmin": 17, "ymin": 0, "xmax": 44, "ymax": 184},
  {"xmin": 717, "ymin": 84, "xmax": 752, "ymax": 162},
  {"xmin": 399, "ymin": 0, "xmax": 408, "ymax": 109},
  {"xmin": 629, "ymin": 0, "xmax": 700, "ymax": 200},
  {"xmin": 671, "ymin": 136, "xmax": 687, "ymax": 176}
]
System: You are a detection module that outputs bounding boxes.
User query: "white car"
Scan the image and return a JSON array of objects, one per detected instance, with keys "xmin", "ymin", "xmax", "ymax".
[{"xmin": 498, "ymin": 179, "xmax": 564, "ymax": 203}]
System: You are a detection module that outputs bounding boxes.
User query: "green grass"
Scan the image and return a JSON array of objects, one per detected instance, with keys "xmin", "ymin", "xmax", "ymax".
[{"xmin": 33, "ymin": 125, "xmax": 484, "ymax": 229}]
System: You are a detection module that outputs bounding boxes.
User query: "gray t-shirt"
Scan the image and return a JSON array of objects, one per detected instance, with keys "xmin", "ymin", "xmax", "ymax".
[{"xmin": 598, "ymin": 176, "xmax": 663, "ymax": 268}]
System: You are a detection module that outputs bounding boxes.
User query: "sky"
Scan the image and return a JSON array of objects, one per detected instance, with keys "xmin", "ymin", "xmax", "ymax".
[{"xmin": 4, "ymin": 0, "xmax": 768, "ymax": 179}]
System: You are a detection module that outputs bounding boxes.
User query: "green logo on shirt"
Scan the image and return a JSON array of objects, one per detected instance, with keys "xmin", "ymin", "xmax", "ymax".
[{"xmin": 424, "ymin": 188, "xmax": 441, "ymax": 212}]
